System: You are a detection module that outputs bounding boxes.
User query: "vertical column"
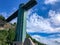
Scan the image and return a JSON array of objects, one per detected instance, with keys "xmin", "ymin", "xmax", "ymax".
[
  {"xmin": 22, "ymin": 10, "xmax": 27, "ymax": 43},
  {"xmin": 15, "ymin": 4, "xmax": 27, "ymax": 43}
]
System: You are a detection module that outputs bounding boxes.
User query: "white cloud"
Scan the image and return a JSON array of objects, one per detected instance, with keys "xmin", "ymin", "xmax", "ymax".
[
  {"xmin": 26, "ymin": 10, "xmax": 60, "ymax": 45},
  {"xmin": 27, "ymin": 10, "xmax": 60, "ymax": 33},
  {"xmin": 49, "ymin": 10, "xmax": 60, "ymax": 26},
  {"xmin": 48, "ymin": 10, "xmax": 56, "ymax": 17},
  {"xmin": 44, "ymin": 0, "xmax": 59, "ymax": 5},
  {"xmin": 27, "ymin": 13, "xmax": 54, "ymax": 33},
  {"xmin": 32, "ymin": 35, "xmax": 60, "ymax": 45}
]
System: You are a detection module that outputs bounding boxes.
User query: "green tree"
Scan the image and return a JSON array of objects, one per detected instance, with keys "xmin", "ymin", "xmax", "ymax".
[
  {"xmin": 0, "ymin": 30, "xmax": 8, "ymax": 45},
  {"xmin": 7, "ymin": 29, "xmax": 15, "ymax": 42},
  {"xmin": 0, "ymin": 15, "xmax": 5, "ymax": 21},
  {"xmin": 13, "ymin": 22, "xmax": 16, "ymax": 26}
]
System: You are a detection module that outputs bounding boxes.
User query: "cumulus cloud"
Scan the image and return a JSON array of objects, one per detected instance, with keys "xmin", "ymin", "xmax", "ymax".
[
  {"xmin": 27, "ymin": 13, "xmax": 54, "ymax": 33},
  {"xmin": 44, "ymin": 0, "xmax": 60, "ymax": 5},
  {"xmin": 49, "ymin": 10, "xmax": 60, "ymax": 26},
  {"xmin": 26, "ymin": 10, "xmax": 60, "ymax": 45},
  {"xmin": 27, "ymin": 10, "xmax": 60, "ymax": 33}
]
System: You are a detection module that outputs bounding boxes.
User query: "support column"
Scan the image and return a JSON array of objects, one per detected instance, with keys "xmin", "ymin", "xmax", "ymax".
[{"xmin": 14, "ymin": 4, "xmax": 27, "ymax": 45}]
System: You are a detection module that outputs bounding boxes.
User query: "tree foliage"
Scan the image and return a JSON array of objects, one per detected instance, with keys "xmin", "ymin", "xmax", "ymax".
[
  {"xmin": 0, "ymin": 15, "xmax": 5, "ymax": 21},
  {"xmin": 0, "ymin": 22, "xmax": 45, "ymax": 45},
  {"xmin": 0, "ymin": 30, "xmax": 8, "ymax": 45},
  {"xmin": 7, "ymin": 29, "xmax": 15, "ymax": 42},
  {"xmin": 0, "ymin": 29, "xmax": 15, "ymax": 45}
]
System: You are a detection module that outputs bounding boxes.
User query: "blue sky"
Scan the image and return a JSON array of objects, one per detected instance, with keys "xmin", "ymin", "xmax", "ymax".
[{"xmin": 0, "ymin": 0, "xmax": 60, "ymax": 45}]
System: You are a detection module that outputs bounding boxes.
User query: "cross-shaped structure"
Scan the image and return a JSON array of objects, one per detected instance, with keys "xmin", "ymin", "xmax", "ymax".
[{"xmin": 6, "ymin": 0, "xmax": 37, "ymax": 45}]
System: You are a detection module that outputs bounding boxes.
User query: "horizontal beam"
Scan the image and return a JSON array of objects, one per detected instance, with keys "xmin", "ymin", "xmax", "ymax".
[
  {"xmin": 6, "ymin": 10, "xmax": 18, "ymax": 22},
  {"xmin": 6, "ymin": 0, "xmax": 37, "ymax": 22},
  {"xmin": 22, "ymin": 0, "xmax": 37, "ymax": 10}
]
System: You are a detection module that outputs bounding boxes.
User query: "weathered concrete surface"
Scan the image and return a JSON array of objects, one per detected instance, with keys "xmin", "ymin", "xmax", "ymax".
[
  {"xmin": 13, "ymin": 41, "xmax": 23, "ymax": 45},
  {"xmin": 13, "ymin": 38, "xmax": 35, "ymax": 45},
  {"xmin": 23, "ymin": 38, "xmax": 35, "ymax": 45}
]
